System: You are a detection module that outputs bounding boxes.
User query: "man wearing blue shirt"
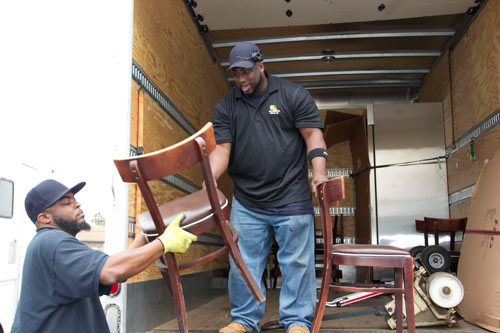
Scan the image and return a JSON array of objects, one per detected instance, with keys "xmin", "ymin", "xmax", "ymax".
[{"xmin": 12, "ymin": 179, "xmax": 197, "ymax": 332}]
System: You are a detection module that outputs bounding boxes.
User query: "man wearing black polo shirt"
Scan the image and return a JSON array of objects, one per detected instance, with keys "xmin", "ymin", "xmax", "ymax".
[
  {"xmin": 12, "ymin": 179, "xmax": 197, "ymax": 332},
  {"xmin": 211, "ymin": 42, "xmax": 328, "ymax": 333}
]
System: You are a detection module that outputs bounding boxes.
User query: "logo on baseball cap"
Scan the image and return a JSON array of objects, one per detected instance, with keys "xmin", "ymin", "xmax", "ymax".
[
  {"xmin": 25, "ymin": 179, "xmax": 86, "ymax": 223},
  {"xmin": 227, "ymin": 42, "xmax": 264, "ymax": 71}
]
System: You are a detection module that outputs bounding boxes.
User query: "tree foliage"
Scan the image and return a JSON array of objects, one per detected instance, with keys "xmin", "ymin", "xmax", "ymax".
[{"xmin": 92, "ymin": 212, "xmax": 105, "ymax": 225}]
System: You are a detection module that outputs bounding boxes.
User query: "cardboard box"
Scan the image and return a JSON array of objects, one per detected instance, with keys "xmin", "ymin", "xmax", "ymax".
[
  {"xmin": 457, "ymin": 149, "xmax": 500, "ymax": 332},
  {"xmin": 324, "ymin": 110, "xmax": 371, "ymax": 244}
]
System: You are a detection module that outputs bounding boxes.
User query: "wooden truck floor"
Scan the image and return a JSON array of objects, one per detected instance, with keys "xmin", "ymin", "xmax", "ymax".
[{"xmin": 150, "ymin": 288, "xmax": 486, "ymax": 332}]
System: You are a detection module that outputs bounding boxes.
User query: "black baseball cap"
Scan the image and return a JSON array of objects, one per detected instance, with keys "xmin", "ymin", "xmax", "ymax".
[
  {"xmin": 25, "ymin": 179, "xmax": 86, "ymax": 223},
  {"xmin": 227, "ymin": 42, "xmax": 263, "ymax": 71}
]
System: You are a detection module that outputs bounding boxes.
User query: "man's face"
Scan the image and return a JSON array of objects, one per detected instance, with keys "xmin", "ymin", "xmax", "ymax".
[
  {"xmin": 232, "ymin": 63, "xmax": 264, "ymax": 95},
  {"xmin": 46, "ymin": 192, "xmax": 90, "ymax": 236}
]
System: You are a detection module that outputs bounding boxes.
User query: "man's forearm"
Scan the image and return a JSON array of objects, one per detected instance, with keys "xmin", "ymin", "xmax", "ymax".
[
  {"xmin": 128, "ymin": 232, "xmax": 148, "ymax": 249},
  {"xmin": 311, "ymin": 155, "xmax": 327, "ymax": 177},
  {"xmin": 300, "ymin": 127, "xmax": 328, "ymax": 195},
  {"xmin": 209, "ymin": 143, "xmax": 231, "ymax": 180},
  {"xmin": 99, "ymin": 239, "xmax": 164, "ymax": 285}
]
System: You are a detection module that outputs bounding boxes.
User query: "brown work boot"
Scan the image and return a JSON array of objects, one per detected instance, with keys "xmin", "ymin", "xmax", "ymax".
[
  {"xmin": 219, "ymin": 322, "xmax": 247, "ymax": 333},
  {"xmin": 288, "ymin": 326, "xmax": 309, "ymax": 333}
]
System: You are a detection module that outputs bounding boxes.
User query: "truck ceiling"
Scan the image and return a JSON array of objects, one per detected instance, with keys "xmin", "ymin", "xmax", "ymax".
[{"xmin": 187, "ymin": 0, "xmax": 484, "ymax": 99}]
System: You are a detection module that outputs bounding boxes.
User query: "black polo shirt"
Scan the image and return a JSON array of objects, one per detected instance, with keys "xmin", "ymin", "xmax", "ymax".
[{"xmin": 212, "ymin": 74, "xmax": 324, "ymax": 208}]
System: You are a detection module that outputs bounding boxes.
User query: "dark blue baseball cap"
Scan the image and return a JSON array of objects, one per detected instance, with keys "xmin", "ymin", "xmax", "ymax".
[
  {"xmin": 227, "ymin": 42, "xmax": 263, "ymax": 71},
  {"xmin": 25, "ymin": 179, "xmax": 86, "ymax": 223}
]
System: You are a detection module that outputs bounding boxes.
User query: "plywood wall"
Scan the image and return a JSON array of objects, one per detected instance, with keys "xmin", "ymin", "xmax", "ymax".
[
  {"xmin": 419, "ymin": 0, "xmax": 500, "ymax": 218},
  {"xmin": 133, "ymin": 0, "xmax": 229, "ymax": 128},
  {"xmin": 312, "ymin": 141, "xmax": 356, "ymax": 237},
  {"xmin": 128, "ymin": 0, "xmax": 231, "ymax": 283}
]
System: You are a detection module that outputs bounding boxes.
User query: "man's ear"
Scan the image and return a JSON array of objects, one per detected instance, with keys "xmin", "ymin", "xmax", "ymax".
[{"xmin": 37, "ymin": 212, "xmax": 53, "ymax": 225}]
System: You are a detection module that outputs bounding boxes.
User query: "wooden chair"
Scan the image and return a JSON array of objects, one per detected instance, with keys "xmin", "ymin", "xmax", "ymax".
[
  {"xmin": 415, "ymin": 217, "xmax": 467, "ymax": 272},
  {"xmin": 311, "ymin": 177, "xmax": 416, "ymax": 333},
  {"xmin": 314, "ymin": 214, "xmax": 345, "ymax": 281},
  {"xmin": 417, "ymin": 217, "xmax": 467, "ymax": 254},
  {"xmin": 113, "ymin": 122, "xmax": 265, "ymax": 333}
]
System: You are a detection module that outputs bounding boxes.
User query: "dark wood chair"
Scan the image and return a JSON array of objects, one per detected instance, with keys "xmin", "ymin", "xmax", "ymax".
[
  {"xmin": 311, "ymin": 177, "xmax": 416, "ymax": 333},
  {"xmin": 113, "ymin": 122, "xmax": 265, "ymax": 333},
  {"xmin": 314, "ymin": 214, "xmax": 345, "ymax": 281},
  {"xmin": 417, "ymin": 217, "xmax": 467, "ymax": 254},
  {"xmin": 415, "ymin": 217, "xmax": 467, "ymax": 272}
]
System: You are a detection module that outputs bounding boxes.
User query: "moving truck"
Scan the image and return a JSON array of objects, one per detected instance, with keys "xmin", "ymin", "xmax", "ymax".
[
  {"xmin": 0, "ymin": 164, "xmax": 37, "ymax": 333},
  {"xmin": 1, "ymin": 0, "xmax": 498, "ymax": 331}
]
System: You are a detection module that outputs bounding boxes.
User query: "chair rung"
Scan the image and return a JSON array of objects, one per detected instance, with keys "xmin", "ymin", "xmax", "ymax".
[
  {"xmin": 178, "ymin": 246, "xmax": 229, "ymax": 271},
  {"xmin": 336, "ymin": 282, "xmax": 394, "ymax": 288},
  {"xmin": 330, "ymin": 285, "xmax": 404, "ymax": 294}
]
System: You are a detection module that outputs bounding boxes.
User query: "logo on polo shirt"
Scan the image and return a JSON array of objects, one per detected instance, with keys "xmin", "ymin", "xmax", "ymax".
[{"xmin": 268, "ymin": 104, "xmax": 280, "ymax": 115}]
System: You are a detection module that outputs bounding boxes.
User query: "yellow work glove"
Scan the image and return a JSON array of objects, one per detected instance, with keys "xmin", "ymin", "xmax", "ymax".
[{"xmin": 157, "ymin": 213, "xmax": 198, "ymax": 254}]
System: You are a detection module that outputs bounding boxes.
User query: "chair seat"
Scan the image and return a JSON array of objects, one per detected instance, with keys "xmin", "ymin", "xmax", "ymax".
[
  {"xmin": 332, "ymin": 244, "xmax": 411, "ymax": 257},
  {"xmin": 312, "ymin": 178, "xmax": 415, "ymax": 333},
  {"xmin": 140, "ymin": 188, "xmax": 229, "ymax": 239}
]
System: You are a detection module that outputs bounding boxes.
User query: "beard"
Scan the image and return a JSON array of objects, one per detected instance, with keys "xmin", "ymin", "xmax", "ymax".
[
  {"xmin": 252, "ymin": 72, "xmax": 263, "ymax": 94},
  {"xmin": 241, "ymin": 69, "xmax": 263, "ymax": 96},
  {"xmin": 53, "ymin": 215, "xmax": 91, "ymax": 237}
]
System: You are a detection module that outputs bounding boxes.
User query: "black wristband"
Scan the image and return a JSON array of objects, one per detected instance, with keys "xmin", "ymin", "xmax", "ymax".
[{"xmin": 308, "ymin": 148, "xmax": 328, "ymax": 164}]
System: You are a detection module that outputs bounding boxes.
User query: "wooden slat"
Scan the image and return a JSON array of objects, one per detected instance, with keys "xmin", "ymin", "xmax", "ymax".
[
  {"xmin": 446, "ymin": 127, "xmax": 500, "ymax": 194},
  {"xmin": 419, "ymin": 0, "xmax": 500, "ymax": 220},
  {"xmin": 133, "ymin": 0, "xmax": 229, "ymax": 131},
  {"xmin": 450, "ymin": 199, "xmax": 471, "ymax": 219},
  {"xmin": 128, "ymin": 0, "xmax": 234, "ymax": 281}
]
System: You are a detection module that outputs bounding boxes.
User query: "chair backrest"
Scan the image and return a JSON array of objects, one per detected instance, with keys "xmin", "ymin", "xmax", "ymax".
[
  {"xmin": 421, "ymin": 217, "xmax": 467, "ymax": 233},
  {"xmin": 113, "ymin": 122, "xmax": 220, "ymax": 235},
  {"xmin": 318, "ymin": 177, "xmax": 346, "ymax": 255},
  {"xmin": 420, "ymin": 217, "xmax": 467, "ymax": 251},
  {"xmin": 114, "ymin": 122, "xmax": 216, "ymax": 182}
]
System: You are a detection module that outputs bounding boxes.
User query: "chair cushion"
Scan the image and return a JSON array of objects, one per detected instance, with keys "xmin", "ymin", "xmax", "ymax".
[
  {"xmin": 331, "ymin": 244, "xmax": 410, "ymax": 256},
  {"xmin": 139, "ymin": 188, "xmax": 229, "ymax": 237}
]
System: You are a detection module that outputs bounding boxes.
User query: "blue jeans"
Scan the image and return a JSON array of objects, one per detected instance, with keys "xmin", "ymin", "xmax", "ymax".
[{"xmin": 228, "ymin": 198, "xmax": 316, "ymax": 332}]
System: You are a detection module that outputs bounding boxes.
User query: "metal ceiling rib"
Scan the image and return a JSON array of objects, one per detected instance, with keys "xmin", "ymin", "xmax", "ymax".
[
  {"xmin": 212, "ymin": 29, "xmax": 456, "ymax": 48},
  {"xmin": 214, "ymin": 28, "xmax": 452, "ymax": 90},
  {"xmin": 220, "ymin": 50, "xmax": 441, "ymax": 66},
  {"xmin": 278, "ymin": 68, "xmax": 430, "ymax": 77},
  {"xmin": 296, "ymin": 79, "xmax": 422, "ymax": 90},
  {"xmin": 211, "ymin": 21, "xmax": 457, "ymax": 90},
  {"xmin": 227, "ymin": 68, "xmax": 429, "ymax": 81}
]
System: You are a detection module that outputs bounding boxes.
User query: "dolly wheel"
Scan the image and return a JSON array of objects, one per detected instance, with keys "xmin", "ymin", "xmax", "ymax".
[
  {"xmin": 421, "ymin": 245, "xmax": 452, "ymax": 273},
  {"xmin": 409, "ymin": 245, "xmax": 425, "ymax": 258}
]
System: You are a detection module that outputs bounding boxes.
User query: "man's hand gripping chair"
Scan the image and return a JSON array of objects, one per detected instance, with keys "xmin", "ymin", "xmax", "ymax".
[
  {"xmin": 311, "ymin": 177, "xmax": 416, "ymax": 333},
  {"xmin": 114, "ymin": 122, "xmax": 265, "ymax": 332}
]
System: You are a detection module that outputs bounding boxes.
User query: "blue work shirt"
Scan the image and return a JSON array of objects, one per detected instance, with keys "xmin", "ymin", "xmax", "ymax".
[{"xmin": 12, "ymin": 227, "xmax": 111, "ymax": 333}]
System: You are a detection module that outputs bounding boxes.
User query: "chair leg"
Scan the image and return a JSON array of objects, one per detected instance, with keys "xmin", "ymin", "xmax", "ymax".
[
  {"xmin": 311, "ymin": 258, "xmax": 333, "ymax": 333},
  {"xmin": 161, "ymin": 253, "xmax": 188, "ymax": 333},
  {"xmin": 404, "ymin": 259, "xmax": 416, "ymax": 333},
  {"xmin": 158, "ymin": 262, "xmax": 173, "ymax": 297},
  {"xmin": 262, "ymin": 267, "xmax": 269, "ymax": 289},
  {"xmin": 394, "ymin": 268, "xmax": 403, "ymax": 333},
  {"xmin": 220, "ymin": 223, "xmax": 265, "ymax": 302}
]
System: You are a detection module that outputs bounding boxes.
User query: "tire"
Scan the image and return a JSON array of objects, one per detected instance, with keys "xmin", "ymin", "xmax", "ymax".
[
  {"xmin": 420, "ymin": 245, "xmax": 452, "ymax": 273},
  {"xmin": 409, "ymin": 245, "xmax": 426, "ymax": 258}
]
